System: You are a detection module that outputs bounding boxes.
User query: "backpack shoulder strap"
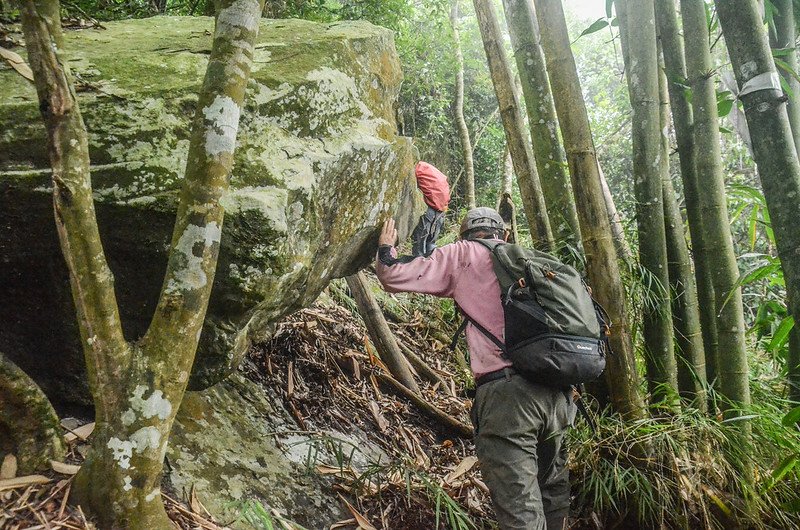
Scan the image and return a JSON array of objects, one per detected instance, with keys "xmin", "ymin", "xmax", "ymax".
[{"xmin": 472, "ymin": 238, "xmax": 504, "ymax": 252}]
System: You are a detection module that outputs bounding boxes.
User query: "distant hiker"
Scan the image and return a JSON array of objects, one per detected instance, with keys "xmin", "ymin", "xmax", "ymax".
[
  {"xmin": 411, "ymin": 161, "xmax": 450, "ymax": 257},
  {"xmin": 375, "ymin": 207, "xmax": 606, "ymax": 530}
]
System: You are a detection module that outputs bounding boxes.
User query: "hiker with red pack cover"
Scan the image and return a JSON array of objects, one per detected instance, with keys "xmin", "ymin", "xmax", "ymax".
[{"xmin": 411, "ymin": 161, "xmax": 450, "ymax": 257}]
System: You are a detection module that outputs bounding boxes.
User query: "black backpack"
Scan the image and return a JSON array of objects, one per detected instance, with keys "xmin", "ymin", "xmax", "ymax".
[{"xmin": 451, "ymin": 240, "xmax": 609, "ymax": 388}]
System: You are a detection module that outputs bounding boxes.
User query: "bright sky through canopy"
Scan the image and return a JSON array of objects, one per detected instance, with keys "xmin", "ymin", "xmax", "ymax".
[{"xmin": 565, "ymin": 0, "xmax": 607, "ymax": 20}]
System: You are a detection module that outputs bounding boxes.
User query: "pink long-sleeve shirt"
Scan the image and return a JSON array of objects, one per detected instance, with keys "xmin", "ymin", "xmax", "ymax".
[{"xmin": 375, "ymin": 240, "xmax": 512, "ymax": 379}]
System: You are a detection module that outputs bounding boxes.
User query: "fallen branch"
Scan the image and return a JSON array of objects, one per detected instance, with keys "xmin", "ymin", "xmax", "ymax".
[
  {"xmin": 397, "ymin": 342, "xmax": 450, "ymax": 391},
  {"xmin": 375, "ymin": 372, "xmax": 473, "ymax": 439},
  {"xmin": 346, "ymin": 272, "xmax": 420, "ymax": 393}
]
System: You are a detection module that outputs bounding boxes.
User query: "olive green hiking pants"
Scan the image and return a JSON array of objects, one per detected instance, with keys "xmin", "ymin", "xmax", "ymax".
[{"xmin": 471, "ymin": 374, "xmax": 576, "ymax": 530}]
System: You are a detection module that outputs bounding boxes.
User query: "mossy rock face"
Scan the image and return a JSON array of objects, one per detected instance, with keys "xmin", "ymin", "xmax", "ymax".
[
  {"xmin": 168, "ymin": 374, "xmax": 354, "ymax": 528},
  {"xmin": 0, "ymin": 17, "xmax": 421, "ymax": 403}
]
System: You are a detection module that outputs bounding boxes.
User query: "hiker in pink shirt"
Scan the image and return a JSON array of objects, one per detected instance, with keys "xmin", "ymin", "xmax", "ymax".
[
  {"xmin": 375, "ymin": 208, "xmax": 575, "ymax": 530},
  {"xmin": 411, "ymin": 161, "xmax": 451, "ymax": 257}
]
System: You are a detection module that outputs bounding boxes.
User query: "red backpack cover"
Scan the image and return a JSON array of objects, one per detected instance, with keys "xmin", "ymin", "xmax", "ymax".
[{"xmin": 415, "ymin": 161, "xmax": 451, "ymax": 212}]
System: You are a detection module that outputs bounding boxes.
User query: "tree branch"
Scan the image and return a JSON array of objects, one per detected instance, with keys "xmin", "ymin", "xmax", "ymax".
[
  {"xmin": 20, "ymin": 0, "xmax": 130, "ymax": 416},
  {"xmin": 143, "ymin": 0, "xmax": 266, "ymax": 381}
]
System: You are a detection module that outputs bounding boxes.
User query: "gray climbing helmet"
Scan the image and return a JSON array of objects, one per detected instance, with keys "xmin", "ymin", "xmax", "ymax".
[{"xmin": 460, "ymin": 207, "xmax": 505, "ymax": 237}]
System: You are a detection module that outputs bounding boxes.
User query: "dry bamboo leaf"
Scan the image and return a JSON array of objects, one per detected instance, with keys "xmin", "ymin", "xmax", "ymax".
[
  {"xmin": 316, "ymin": 464, "xmax": 355, "ymax": 477},
  {"xmin": 0, "ymin": 47, "xmax": 34, "ymax": 82},
  {"xmin": 368, "ymin": 400, "xmax": 389, "ymax": 432},
  {"xmin": 0, "ymin": 454, "xmax": 17, "ymax": 479},
  {"xmin": 329, "ymin": 518, "xmax": 357, "ymax": 529},
  {"xmin": 471, "ymin": 477, "xmax": 491, "ymax": 495},
  {"xmin": 190, "ymin": 485, "xmax": 203, "ymax": 514},
  {"xmin": 339, "ymin": 496, "xmax": 377, "ymax": 530},
  {"xmin": 64, "ymin": 422, "xmax": 95, "ymax": 443},
  {"xmin": 369, "ymin": 374, "xmax": 381, "ymax": 396},
  {"xmin": 0, "ymin": 475, "xmax": 51, "ymax": 492},
  {"xmin": 50, "ymin": 460, "xmax": 80, "ymax": 475},
  {"xmin": 287, "ymin": 361, "xmax": 295, "ymax": 398},
  {"xmin": 445, "ymin": 456, "xmax": 479, "ymax": 484}
]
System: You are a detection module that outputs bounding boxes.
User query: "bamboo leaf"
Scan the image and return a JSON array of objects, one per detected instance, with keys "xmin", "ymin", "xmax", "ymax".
[
  {"xmin": 606, "ymin": 0, "xmax": 614, "ymax": 19},
  {"xmin": 779, "ymin": 75, "xmax": 796, "ymax": 101},
  {"xmin": 772, "ymin": 47, "xmax": 797, "ymax": 58},
  {"xmin": 577, "ymin": 18, "xmax": 609, "ymax": 40},
  {"xmin": 764, "ymin": 0, "xmax": 777, "ymax": 27},
  {"xmin": 717, "ymin": 99, "xmax": 733, "ymax": 117},
  {"xmin": 770, "ymin": 454, "xmax": 798, "ymax": 483},
  {"xmin": 784, "ymin": 405, "xmax": 800, "ymax": 426},
  {"xmin": 774, "ymin": 57, "xmax": 800, "ymax": 84},
  {"xmin": 748, "ymin": 205, "xmax": 759, "ymax": 250},
  {"xmin": 767, "ymin": 316, "xmax": 794, "ymax": 353}
]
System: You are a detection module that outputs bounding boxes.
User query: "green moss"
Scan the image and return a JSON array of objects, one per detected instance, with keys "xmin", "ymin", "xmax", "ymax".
[{"xmin": 1, "ymin": 15, "xmax": 422, "ymax": 396}]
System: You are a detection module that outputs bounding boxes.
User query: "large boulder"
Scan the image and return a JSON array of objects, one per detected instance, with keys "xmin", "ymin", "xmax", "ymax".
[{"xmin": 0, "ymin": 17, "xmax": 421, "ymax": 404}]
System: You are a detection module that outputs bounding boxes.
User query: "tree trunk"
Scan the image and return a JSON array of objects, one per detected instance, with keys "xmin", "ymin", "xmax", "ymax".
[
  {"xmin": 21, "ymin": 0, "xmax": 266, "ymax": 526},
  {"xmin": 0, "ymin": 352, "xmax": 66, "ymax": 474},
  {"xmin": 769, "ymin": 0, "xmax": 800, "ymax": 155},
  {"xmin": 472, "ymin": 0, "xmax": 554, "ymax": 250},
  {"xmin": 500, "ymin": 0, "xmax": 582, "ymax": 249},
  {"xmin": 618, "ymin": 0, "xmax": 678, "ymax": 400},
  {"xmin": 682, "ymin": 0, "xmax": 751, "ymax": 417},
  {"xmin": 499, "ymin": 142, "xmax": 514, "ymax": 199},
  {"xmin": 658, "ymin": 45, "xmax": 707, "ymax": 409},
  {"xmin": 533, "ymin": 0, "xmax": 646, "ymax": 420},
  {"xmin": 599, "ymin": 163, "xmax": 634, "ymax": 263},
  {"xmin": 716, "ymin": 0, "xmax": 800, "ymax": 405},
  {"xmin": 450, "ymin": 0, "xmax": 476, "ymax": 209},
  {"xmin": 346, "ymin": 272, "xmax": 420, "ymax": 393},
  {"xmin": 655, "ymin": 0, "xmax": 720, "ymax": 398},
  {"xmin": 497, "ymin": 145, "xmax": 520, "ymax": 243}
]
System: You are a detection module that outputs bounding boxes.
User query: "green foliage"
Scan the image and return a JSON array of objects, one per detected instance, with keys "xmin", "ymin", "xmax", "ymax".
[
  {"xmin": 572, "ymin": 372, "xmax": 800, "ymax": 528},
  {"xmin": 575, "ymin": 17, "xmax": 609, "ymax": 41}
]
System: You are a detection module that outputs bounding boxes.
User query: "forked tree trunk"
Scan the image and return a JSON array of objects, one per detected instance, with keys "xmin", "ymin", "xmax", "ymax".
[
  {"xmin": 21, "ymin": 0, "xmax": 266, "ymax": 526},
  {"xmin": 450, "ymin": 0, "xmax": 476, "ymax": 209},
  {"xmin": 658, "ymin": 46, "xmax": 707, "ymax": 409},
  {"xmin": 346, "ymin": 272, "xmax": 420, "ymax": 393},
  {"xmin": 500, "ymin": 0, "xmax": 582, "ymax": 249},
  {"xmin": 681, "ymin": 0, "xmax": 751, "ymax": 417},
  {"xmin": 533, "ymin": 0, "xmax": 646, "ymax": 419},
  {"xmin": 618, "ymin": 0, "xmax": 678, "ymax": 400},
  {"xmin": 655, "ymin": 0, "xmax": 720, "ymax": 397},
  {"xmin": 769, "ymin": 0, "xmax": 800, "ymax": 155},
  {"xmin": 716, "ymin": 0, "xmax": 800, "ymax": 405},
  {"xmin": 472, "ymin": 0, "xmax": 554, "ymax": 250}
]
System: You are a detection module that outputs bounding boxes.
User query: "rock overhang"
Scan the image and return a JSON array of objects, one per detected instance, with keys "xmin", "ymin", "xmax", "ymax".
[{"xmin": 0, "ymin": 16, "xmax": 422, "ymax": 400}]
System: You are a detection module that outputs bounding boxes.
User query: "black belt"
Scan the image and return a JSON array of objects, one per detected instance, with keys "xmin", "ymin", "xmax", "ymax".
[{"xmin": 475, "ymin": 367, "xmax": 516, "ymax": 388}]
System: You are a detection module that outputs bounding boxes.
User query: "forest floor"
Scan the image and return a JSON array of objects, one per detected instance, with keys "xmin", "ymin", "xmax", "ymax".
[{"xmin": 0, "ymin": 275, "xmax": 504, "ymax": 529}]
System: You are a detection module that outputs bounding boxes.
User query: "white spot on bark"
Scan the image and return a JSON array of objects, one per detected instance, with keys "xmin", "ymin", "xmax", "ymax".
[
  {"xmin": 741, "ymin": 61, "xmax": 758, "ymax": 79},
  {"xmin": 145, "ymin": 488, "xmax": 160, "ymax": 502},
  {"xmin": 178, "ymin": 371, "xmax": 189, "ymax": 383},
  {"xmin": 107, "ymin": 438, "xmax": 134, "ymax": 469},
  {"xmin": 216, "ymin": 0, "xmax": 260, "ymax": 37},
  {"xmin": 129, "ymin": 385, "xmax": 173, "ymax": 420},
  {"xmin": 123, "ymin": 476, "xmax": 133, "ymax": 491},
  {"xmin": 166, "ymin": 223, "xmax": 222, "ymax": 293},
  {"xmin": 203, "ymin": 95, "xmax": 241, "ymax": 157},
  {"xmin": 121, "ymin": 409, "xmax": 136, "ymax": 427},
  {"xmin": 130, "ymin": 426, "xmax": 161, "ymax": 453}
]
